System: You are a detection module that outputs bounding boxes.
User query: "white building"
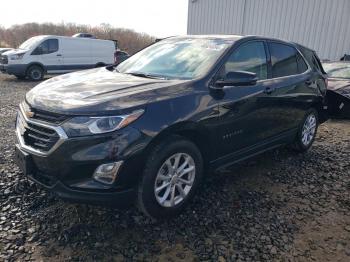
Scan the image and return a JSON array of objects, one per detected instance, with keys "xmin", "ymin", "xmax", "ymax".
[{"xmin": 187, "ymin": 0, "xmax": 350, "ymax": 60}]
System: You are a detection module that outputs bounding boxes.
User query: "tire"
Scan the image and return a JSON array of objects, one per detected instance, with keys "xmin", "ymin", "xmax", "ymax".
[
  {"xmin": 137, "ymin": 136, "xmax": 203, "ymax": 220},
  {"xmin": 26, "ymin": 65, "xmax": 44, "ymax": 81},
  {"xmin": 291, "ymin": 109, "xmax": 318, "ymax": 152},
  {"xmin": 15, "ymin": 75, "xmax": 26, "ymax": 80}
]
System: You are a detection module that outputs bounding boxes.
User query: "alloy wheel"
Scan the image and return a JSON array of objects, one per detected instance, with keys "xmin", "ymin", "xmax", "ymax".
[
  {"xmin": 154, "ymin": 153, "xmax": 196, "ymax": 208},
  {"xmin": 301, "ymin": 114, "xmax": 317, "ymax": 146}
]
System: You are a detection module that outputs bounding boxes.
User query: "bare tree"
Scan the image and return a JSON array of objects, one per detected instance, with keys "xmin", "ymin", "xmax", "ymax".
[{"xmin": 0, "ymin": 22, "xmax": 155, "ymax": 54}]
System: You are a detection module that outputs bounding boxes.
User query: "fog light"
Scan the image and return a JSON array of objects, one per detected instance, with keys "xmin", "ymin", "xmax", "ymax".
[{"xmin": 93, "ymin": 161, "xmax": 123, "ymax": 185}]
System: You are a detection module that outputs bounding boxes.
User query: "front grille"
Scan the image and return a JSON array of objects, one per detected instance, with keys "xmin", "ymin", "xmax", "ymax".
[
  {"xmin": 31, "ymin": 171, "xmax": 58, "ymax": 187},
  {"xmin": 21, "ymin": 102, "xmax": 69, "ymax": 124},
  {"xmin": 17, "ymin": 111, "xmax": 61, "ymax": 153},
  {"xmin": 23, "ymin": 122, "xmax": 60, "ymax": 151},
  {"xmin": 31, "ymin": 108, "xmax": 69, "ymax": 124},
  {"xmin": 0, "ymin": 55, "xmax": 8, "ymax": 64}
]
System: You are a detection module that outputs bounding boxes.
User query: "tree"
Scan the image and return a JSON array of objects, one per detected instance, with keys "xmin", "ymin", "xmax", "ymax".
[{"xmin": 0, "ymin": 22, "xmax": 155, "ymax": 54}]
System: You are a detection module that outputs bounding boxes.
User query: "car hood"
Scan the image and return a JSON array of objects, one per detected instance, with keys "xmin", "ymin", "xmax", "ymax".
[
  {"xmin": 328, "ymin": 78, "xmax": 350, "ymax": 98},
  {"xmin": 26, "ymin": 68, "xmax": 192, "ymax": 115},
  {"xmin": 3, "ymin": 49, "xmax": 27, "ymax": 56}
]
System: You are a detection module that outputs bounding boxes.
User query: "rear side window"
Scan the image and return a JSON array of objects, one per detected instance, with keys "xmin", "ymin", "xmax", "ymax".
[
  {"xmin": 312, "ymin": 54, "xmax": 326, "ymax": 74},
  {"xmin": 222, "ymin": 41, "xmax": 268, "ymax": 80},
  {"xmin": 269, "ymin": 42, "xmax": 299, "ymax": 78},
  {"xmin": 297, "ymin": 53, "xmax": 308, "ymax": 73},
  {"xmin": 32, "ymin": 39, "xmax": 59, "ymax": 55}
]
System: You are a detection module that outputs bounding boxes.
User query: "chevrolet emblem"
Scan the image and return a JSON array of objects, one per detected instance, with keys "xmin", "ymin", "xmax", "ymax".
[{"xmin": 25, "ymin": 110, "xmax": 35, "ymax": 118}]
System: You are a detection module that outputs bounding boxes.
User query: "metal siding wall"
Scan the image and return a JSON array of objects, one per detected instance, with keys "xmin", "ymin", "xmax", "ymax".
[
  {"xmin": 187, "ymin": 0, "xmax": 350, "ymax": 60},
  {"xmin": 187, "ymin": 0, "xmax": 246, "ymax": 34}
]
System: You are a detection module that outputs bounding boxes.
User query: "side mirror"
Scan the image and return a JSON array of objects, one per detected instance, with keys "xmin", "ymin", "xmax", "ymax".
[{"xmin": 215, "ymin": 71, "xmax": 258, "ymax": 87}]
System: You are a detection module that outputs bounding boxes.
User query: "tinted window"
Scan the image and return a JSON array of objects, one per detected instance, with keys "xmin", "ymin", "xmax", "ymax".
[
  {"xmin": 48, "ymin": 39, "xmax": 58, "ymax": 53},
  {"xmin": 222, "ymin": 41, "xmax": 267, "ymax": 80},
  {"xmin": 32, "ymin": 39, "xmax": 58, "ymax": 55},
  {"xmin": 269, "ymin": 43, "xmax": 298, "ymax": 78}
]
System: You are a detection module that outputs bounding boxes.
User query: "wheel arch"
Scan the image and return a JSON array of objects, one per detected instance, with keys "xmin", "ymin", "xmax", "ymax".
[
  {"xmin": 142, "ymin": 121, "xmax": 214, "ymax": 170},
  {"xmin": 26, "ymin": 62, "xmax": 46, "ymax": 74}
]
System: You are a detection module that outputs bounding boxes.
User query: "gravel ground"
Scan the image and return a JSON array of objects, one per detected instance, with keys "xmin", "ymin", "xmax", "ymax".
[{"xmin": 0, "ymin": 74, "xmax": 349, "ymax": 262}]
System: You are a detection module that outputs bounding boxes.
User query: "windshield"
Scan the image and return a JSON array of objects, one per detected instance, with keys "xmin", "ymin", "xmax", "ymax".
[
  {"xmin": 117, "ymin": 38, "xmax": 233, "ymax": 80},
  {"xmin": 19, "ymin": 36, "xmax": 45, "ymax": 50},
  {"xmin": 323, "ymin": 63, "xmax": 350, "ymax": 79}
]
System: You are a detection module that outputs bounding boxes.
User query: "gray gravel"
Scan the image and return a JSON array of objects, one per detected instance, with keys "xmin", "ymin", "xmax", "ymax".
[{"xmin": 0, "ymin": 74, "xmax": 349, "ymax": 261}]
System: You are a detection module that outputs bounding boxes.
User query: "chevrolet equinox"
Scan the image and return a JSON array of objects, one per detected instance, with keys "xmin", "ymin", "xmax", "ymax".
[{"xmin": 14, "ymin": 35, "xmax": 328, "ymax": 219}]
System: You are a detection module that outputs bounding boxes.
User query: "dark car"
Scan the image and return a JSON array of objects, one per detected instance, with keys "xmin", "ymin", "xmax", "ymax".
[
  {"xmin": 114, "ymin": 50, "xmax": 129, "ymax": 65},
  {"xmin": 323, "ymin": 62, "xmax": 350, "ymax": 119},
  {"xmin": 14, "ymin": 35, "xmax": 328, "ymax": 219}
]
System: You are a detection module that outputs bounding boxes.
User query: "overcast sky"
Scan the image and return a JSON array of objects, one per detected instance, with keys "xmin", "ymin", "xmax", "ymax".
[{"xmin": 1, "ymin": 0, "xmax": 188, "ymax": 37}]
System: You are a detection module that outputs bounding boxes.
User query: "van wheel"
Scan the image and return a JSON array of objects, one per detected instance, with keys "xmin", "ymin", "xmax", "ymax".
[
  {"xmin": 291, "ymin": 109, "xmax": 318, "ymax": 152},
  {"xmin": 27, "ymin": 65, "xmax": 44, "ymax": 81},
  {"xmin": 137, "ymin": 136, "xmax": 203, "ymax": 220}
]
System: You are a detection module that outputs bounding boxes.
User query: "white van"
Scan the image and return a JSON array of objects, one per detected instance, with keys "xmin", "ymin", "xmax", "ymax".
[{"xmin": 0, "ymin": 35, "xmax": 115, "ymax": 80}]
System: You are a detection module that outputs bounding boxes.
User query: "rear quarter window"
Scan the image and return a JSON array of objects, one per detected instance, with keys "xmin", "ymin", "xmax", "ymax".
[{"xmin": 297, "ymin": 53, "xmax": 308, "ymax": 73}]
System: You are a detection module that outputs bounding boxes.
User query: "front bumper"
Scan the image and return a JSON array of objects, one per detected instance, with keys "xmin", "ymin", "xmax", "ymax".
[
  {"xmin": 14, "ymin": 106, "xmax": 149, "ymax": 206},
  {"xmin": 0, "ymin": 63, "xmax": 27, "ymax": 76},
  {"xmin": 27, "ymin": 166, "xmax": 136, "ymax": 207}
]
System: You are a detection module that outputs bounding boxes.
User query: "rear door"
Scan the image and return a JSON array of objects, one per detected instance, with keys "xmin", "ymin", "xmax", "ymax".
[{"xmin": 263, "ymin": 41, "xmax": 312, "ymax": 133}]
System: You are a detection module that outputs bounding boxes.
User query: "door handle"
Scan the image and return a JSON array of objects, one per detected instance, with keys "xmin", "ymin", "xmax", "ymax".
[
  {"xmin": 56, "ymin": 54, "xmax": 62, "ymax": 57},
  {"xmin": 264, "ymin": 86, "xmax": 275, "ymax": 94}
]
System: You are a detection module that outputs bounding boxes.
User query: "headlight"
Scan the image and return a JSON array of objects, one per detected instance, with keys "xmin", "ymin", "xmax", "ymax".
[
  {"xmin": 10, "ymin": 53, "xmax": 26, "ymax": 60},
  {"xmin": 62, "ymin": 109, "xmax": 144, "ymax": 137}
]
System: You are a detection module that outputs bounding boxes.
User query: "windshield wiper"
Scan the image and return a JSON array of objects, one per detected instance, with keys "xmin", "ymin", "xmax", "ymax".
[{"xmin": 126, "ymin": 72, "xmax": 168, "ymax": 80}]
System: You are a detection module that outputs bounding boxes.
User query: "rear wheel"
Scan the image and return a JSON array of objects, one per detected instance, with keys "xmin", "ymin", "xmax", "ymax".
[
  {"xmin": 137, "ymin": 136, "xmax": 203, "ymax": 220},
  {"xmin": 26, "ymin": 65, "xmax": 44, "ymax": 81},
  {"xmin": 291, "ymin": 109, "xmax": 318, "ymax": 152}
]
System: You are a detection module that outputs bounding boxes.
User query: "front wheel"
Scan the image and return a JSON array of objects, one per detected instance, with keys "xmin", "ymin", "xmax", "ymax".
[
  {"xmin": 291, "ymin": 109, "xmax": 318, "ymax": 152},
  {"xmin": 26, "ymin": 65, "xmax": 44, "ymax": 81},
  {"xmin": 137, "ymin": 136, "xmax": 203, "ymax": 220}
]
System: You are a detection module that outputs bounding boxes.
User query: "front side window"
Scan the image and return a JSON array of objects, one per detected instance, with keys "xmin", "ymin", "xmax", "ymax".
[
  {"xmin": 269, "ymin": 42, "xmax": 300, "ymax": 78},
  {"xmin": 117, "ymin": 38, "xmax": 234, "ymax": 80},
  {"xmin": 32, "ymin": 39, "xmax": 59, "ymax": 55},
  {"xmin": 221, "ymin": 41, "xmax": 268, "ymax": 80}
]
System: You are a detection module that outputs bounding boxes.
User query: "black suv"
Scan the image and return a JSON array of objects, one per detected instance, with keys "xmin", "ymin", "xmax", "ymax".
[{"xmin": 15, "ymin": 36, "xmax": 328, "ymax": 219}]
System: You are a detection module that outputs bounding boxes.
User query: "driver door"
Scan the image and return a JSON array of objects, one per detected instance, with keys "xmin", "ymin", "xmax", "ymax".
[
  {"xmin": 32, "ymin": 39, "xmax": 63, "ymax": 72},
  {"xmin": 215, "ymin": 41, "xmax": 277, "ymax": 158}
]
